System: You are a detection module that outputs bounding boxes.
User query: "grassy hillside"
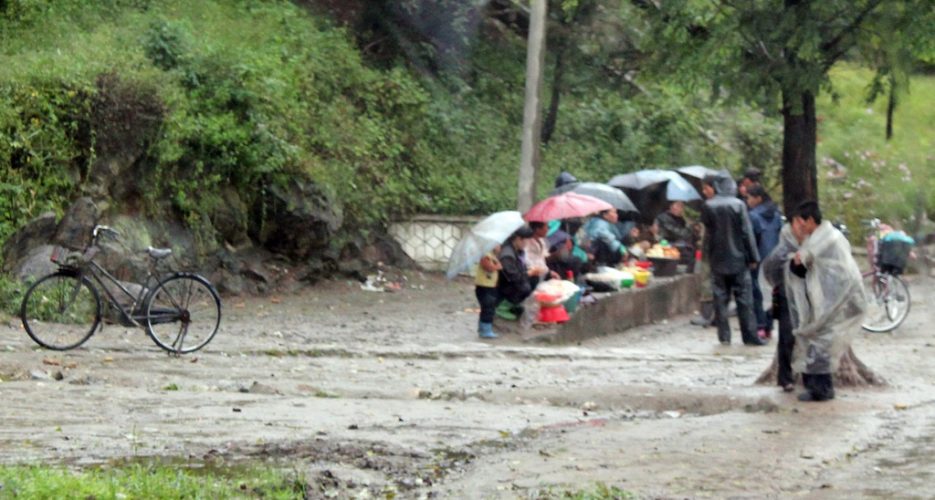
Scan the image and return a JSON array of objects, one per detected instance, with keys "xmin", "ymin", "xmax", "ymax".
[
  {"xmin": 0, "ymin": 0, "xmax": 777, "ymax": 246},
  {"xmin": 0, "ymin": 0, "xmax": 929, "ymax": 257},
  {"xmin": 817, "ymin": 64, "xmax": 935, "ymax": 235}
]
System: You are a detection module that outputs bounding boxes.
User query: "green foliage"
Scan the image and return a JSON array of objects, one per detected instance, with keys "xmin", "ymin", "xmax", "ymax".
[
  {"xmin": 0, "ymin": 462, "xmax": 306, "ymax": 499},
  {"xmin": 0, "ymin": 81, "xmax": 91, "ymax": 239},
  {"xmin": 143, "ymin": 19, "xmax": 191, "ymax": 71},
  {"xmin": 1, "ymin": 0, "xmax": 926, "ymax": 261},
  {"xmin": 0, "ymin": 272, "xmax": 25, "ymax": 317}
]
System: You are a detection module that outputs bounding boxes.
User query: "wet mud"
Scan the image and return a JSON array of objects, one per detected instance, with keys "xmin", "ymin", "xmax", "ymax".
[{"xmin": 1, "ymin": 272, "xmax": 934, "ymax": 498}]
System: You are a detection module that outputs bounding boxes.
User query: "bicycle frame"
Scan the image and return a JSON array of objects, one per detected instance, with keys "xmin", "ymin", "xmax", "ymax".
[
  {"xmin": 70, "ymin": 259, "xmax": 154, "ymax": 327},
  {"xmin": 54, "ymin": 229, "xmax": 173, "ymax": 329}
]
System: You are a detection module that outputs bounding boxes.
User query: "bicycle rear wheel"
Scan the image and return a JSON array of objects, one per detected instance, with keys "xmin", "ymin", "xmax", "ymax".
[
  {"xmin": 21, "ymin": 270, "xmax": 101, "ymax": 350},
  {"xmin": 145, "ymin": 273, "xmax": 221, "ymax": 353},
  {"xmin": 861, "ymin": 273, "xmax": 910, "ymax": 333}
]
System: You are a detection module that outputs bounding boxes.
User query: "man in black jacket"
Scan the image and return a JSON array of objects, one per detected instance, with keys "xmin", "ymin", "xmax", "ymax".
[{"xmin": 701, "ymin": 174, "xmax": 766, "ymax": 346}]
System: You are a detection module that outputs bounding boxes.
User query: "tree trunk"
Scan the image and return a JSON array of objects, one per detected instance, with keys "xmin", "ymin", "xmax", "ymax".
[
  {"xmin": 885, "ymin": 80, "xmax": 896, "ymax": 141},
  {"xmin": 517, "ymin": 0, "xmax": 547, "ymax": 212},
  {"xmin": 780, "ymin": 89, "xmax": 818, "ymax": 215},
  {"xmin": 760, "ymin": 88, "xmax": 885, "ymax": 388},
  {"xmin": 540, "ymin": 42, "xmax": 566, "ymax": 145},
  {"xmin": 757, "ymin": 346, "xmax": 886, "ymax": 387}
]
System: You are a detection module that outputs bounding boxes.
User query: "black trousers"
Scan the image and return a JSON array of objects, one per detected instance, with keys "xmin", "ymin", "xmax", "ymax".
[
  {"xmin": 774, "ymin": 288, "xmax": 796, "ymax": 387},
  {"xmin": 802, "ymin": 373, "xmax": 835, "ymax": 400},
  {"xmin": 711, "ymin": 270, "xmax": 758, "ymax": 344},
  {"xmin": 475, "ymin": 286, "xmax": 499, "ymax": 323}
]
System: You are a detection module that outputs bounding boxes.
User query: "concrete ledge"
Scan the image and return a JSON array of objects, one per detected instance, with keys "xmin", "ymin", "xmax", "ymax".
[
  {"xmin": 494, "ymin": 273, "xmax": 703, "ymax": 344},
  {"xmin": 556, "ymin": 273, "xmax": 703, "ymax": 343}
]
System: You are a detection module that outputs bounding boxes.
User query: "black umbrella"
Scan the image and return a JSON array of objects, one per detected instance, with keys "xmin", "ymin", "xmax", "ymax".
[
  {"xmin": 551, "ymin": 182, "xmax": 639, "ymax": 214},
  {"xmin": 674, "ymin": 165, "xmax": 722, "ymax": 194}
]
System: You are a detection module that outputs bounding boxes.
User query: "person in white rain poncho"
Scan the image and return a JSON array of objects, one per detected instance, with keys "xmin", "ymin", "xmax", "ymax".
[{"xmin": 780, "ymin": 201, "xmax": 866, "ymax": 402}]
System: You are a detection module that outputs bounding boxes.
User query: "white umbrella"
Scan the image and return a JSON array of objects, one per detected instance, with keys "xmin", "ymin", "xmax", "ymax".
[{"xmin": 446, "ymin": 211, "xmax": 525, "ymax": 279}]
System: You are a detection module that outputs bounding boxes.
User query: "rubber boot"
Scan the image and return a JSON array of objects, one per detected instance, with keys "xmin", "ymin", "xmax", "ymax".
[
  {"xmin": 495, "ymin": 301, "xmax": 518, "ymax": 321},
  {"xmin": 478, "ymin": 322, "xmax": 499, "ymax": 339}
]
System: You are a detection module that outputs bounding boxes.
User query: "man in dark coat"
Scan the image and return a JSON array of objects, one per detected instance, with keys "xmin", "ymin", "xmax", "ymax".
[
  {"xmin": 747, "ymin": 185, "xmax": 783, "ymax": 338},
  {"xmin": 701, "ymin": 174, "xmax": 765, "ymax": 346}
]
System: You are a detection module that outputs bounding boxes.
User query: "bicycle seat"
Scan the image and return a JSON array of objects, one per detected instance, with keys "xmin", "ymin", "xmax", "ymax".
[{"xmin": 145, "ymin": 246, "xmax": 173, "ymax": 259}]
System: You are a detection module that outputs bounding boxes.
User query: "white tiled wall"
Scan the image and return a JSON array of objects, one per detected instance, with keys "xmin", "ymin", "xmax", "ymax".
[{"xmin": 389, "ymin": 216, "xmax": 481, "ymax": 271}]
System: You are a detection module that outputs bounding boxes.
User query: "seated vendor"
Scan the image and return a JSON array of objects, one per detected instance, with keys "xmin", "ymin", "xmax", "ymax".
[
  {"xmin": 584, "ymin": 209, "xmax": 627, "ymax": 267},
  {"xmin": 496, "ymin": 226, "xmax": 537, "ymax": 320},
  {"xmin": 525, "ymin": 222, "xmax": 560, "ymax": 288},
  {"xmin": 654, "ymin": 201, "xmax": 700, "ymax": 265},
  {"xmin": 545, "ymin": 230, "xmax": 584, "ymax": 281}
]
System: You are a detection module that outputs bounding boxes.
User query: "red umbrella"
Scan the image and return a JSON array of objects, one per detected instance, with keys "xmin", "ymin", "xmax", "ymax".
[{"xmin": 524, "ymin": 192, "xmax": 614, "ymax": 222}]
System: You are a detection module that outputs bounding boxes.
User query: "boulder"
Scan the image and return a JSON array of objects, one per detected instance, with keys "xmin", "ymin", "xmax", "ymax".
[
  {"xmin": 11, "ymin": 245, "xmax": 57, "ymax": 283},
  {"xmin": 1, "ymin": 211, "xmax": 57, "ymax": 274},
  {"xmin": 210, "ymin": 186, "xmax": 250, "ymax": 247},
  {"xmin": 249, "ymin": 178, "xmax": 342, "ymax": 260},
  {"xmin": 53, "ymin": 197, "xmax": 100, "ymax": 251}
]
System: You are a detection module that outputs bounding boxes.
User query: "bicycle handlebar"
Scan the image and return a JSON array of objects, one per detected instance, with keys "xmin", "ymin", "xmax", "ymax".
[{"xmin": 93, "ymin": 225, "xmax": 120, "ymax": 239}]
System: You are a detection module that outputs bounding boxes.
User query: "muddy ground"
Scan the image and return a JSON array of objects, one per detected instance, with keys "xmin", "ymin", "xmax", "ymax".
[{"xmin": 1, "ymin": 271, "xmax": 933, "ymax": 499}]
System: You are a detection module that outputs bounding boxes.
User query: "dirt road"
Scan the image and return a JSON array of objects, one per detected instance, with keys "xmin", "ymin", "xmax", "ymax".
[{"xmin": 1, "ymin": 272, "xmax": 933, "ymax": 498}]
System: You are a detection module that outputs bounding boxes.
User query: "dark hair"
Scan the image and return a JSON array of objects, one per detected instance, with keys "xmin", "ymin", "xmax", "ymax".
[
  {"xmin": 793, "ymin": 200, "xmax": 822, "ymax": 224},
  {"xmin": 529, "ymin": 221, "xmax": 547, "ymax": 231},
  {"xmin": 746, "ymin": 185, "xmax": 771, "ymax": 201},
  {"xmin": 509, "ymin": 225, "xmax": 535, "ymax": 241},
  {"xmin": 743, "ymin": 167, "xmax": 762, "ymax": 182},
  {"xmin": 702, "ymin": 174, "xmax": 719, "ymax": 187}
]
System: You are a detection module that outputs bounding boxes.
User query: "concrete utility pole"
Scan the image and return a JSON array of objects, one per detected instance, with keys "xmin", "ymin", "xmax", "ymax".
[{"xmin": 517, "ymin": 0, "xmax": 547, "ymax": 213}]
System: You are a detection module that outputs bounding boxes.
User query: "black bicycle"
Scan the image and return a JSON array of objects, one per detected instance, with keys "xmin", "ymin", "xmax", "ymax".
[{"xmin": 20, "ymin": 225, "xmax": 221, "ymax": 353}]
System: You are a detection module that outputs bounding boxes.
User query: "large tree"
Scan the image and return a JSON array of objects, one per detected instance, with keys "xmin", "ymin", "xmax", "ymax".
[
  {"xmin": 642, "ymin": 0, "xmax": 934, "ymax": 213},
  {"xmin": 641, "ymin": 0, "xmax": 934, "ymax": 385}
]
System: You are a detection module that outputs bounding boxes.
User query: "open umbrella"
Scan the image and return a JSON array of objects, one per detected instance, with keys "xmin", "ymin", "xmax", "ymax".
[
  {"xmin": 551, "ymin": 182, "xmax": 639, "ymax": 213},
  {"xmin": 524, "ymin": 192, "xmax": 614, "ymax": 223},
  {"xmin": 446, "ymin": 211, "xmax": 525, "ymax": 279},
  {"xmin": 607, "ymin": 170, "xmax": 670, "ymax": 190},
  {"xmin": 608, "ymin": 169, "xmax": 701, "ymax": 202},
  {"xmin": 675, "ymin": 165, "xmax": 725, "ymax": 194},
  {"xmin": 608, "ymin": 169, "xmax": 702, "ymax": 222}
]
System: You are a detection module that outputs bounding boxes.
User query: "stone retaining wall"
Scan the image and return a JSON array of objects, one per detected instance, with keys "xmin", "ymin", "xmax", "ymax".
[{"xmin": 496, "ymin": 273, "xmax": 704, "ymax": 344}]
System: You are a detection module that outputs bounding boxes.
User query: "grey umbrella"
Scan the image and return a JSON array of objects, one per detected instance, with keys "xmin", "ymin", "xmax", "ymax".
[{"xmin": 551, "ymin": 182, "xmax": 639, "ymax": 213}]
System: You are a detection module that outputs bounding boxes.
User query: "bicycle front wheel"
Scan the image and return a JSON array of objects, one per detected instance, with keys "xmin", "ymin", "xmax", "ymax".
[
  {"xmin": 861, "ymin": 273, "xmax": 911, "ymax": 333},
  {"xmin": 21, "ymin": 271, "xmax": 102, "ymax": 350},
  {"xmin": 145, "ymin": 273, "xmax": 221, "ymax": 353}
]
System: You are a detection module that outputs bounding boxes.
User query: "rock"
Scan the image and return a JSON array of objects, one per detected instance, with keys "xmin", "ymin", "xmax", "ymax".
[
  {"xmin": 249, "ymin": 177, "xmax": 342, "ymax": 260},
  {"xmin": 29, "ymin": 370, "xmax": 52, "ymax": 381},
  {"xmin": 52, "ymin": 197, "xmax": 100, "ymax": 251},
  {"xmin": 1, "ymin": 212, "xmax": 57, "ymax": 274},
  {"xmin": 211, "ymin": 187, "xmax": 250, "ymax": 247},
  {"xmin": 11, "ymin": 245, "xmax": 57, "ymax": 283},
  {"xmin": 246, "ymin": 381, "xmax": 281, "ymax": 395}
]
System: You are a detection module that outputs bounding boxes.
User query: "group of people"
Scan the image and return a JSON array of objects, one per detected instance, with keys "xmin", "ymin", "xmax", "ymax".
[
  {"xmin": 702, "ymin": 168, "xmax": 866, "ymax": 402},
  {"xmin": 473, "ymin": 167, "xmax": 866, "ymax": 403},
  {"xmin": 473, "ymin": 172, "xmax": 705, "ymax": 340}
]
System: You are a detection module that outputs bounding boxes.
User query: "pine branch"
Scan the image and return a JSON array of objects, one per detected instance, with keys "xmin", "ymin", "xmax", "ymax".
[{"xmin": 819, "ymin": 0, "xmax": 886, "ymax": 66}]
